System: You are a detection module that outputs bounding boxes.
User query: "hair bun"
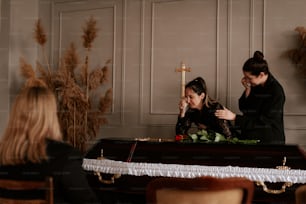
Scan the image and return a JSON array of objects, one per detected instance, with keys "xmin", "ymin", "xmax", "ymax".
[{"xmin": 253, "ymin": 51, "xmax": 264, "ymax": 61}]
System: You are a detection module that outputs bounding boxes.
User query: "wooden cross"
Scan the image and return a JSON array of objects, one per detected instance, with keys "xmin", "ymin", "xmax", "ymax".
[{"xmin": 175, "ymin": 62, "xmax": 191, "ymax": 97}]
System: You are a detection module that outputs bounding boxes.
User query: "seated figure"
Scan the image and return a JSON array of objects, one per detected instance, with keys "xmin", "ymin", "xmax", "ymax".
[
  {"xmin": 176, "ymin": 76, "xmax": 234, "ymax": 139},
  {"xmin": 0, "ymin": 79, "xmax": 100, "ymax": 204}
]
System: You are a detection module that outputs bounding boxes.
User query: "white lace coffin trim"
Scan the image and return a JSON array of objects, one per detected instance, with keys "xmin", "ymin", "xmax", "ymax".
[{"xmin": 82, "ymin": 158, "xmax": 306, "ymax": 184}]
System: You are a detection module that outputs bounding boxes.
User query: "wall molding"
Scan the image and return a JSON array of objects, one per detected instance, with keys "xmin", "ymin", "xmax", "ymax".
[
  {"xmin": 51, "ymin": 0, "xmax": 125, "ymax": 125},
  {"xmin": 140, "ymin": 0, "xmax": 221, "ymax": 125}
]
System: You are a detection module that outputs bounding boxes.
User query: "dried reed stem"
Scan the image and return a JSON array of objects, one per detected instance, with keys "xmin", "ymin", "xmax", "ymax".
[
  {"xmin": 82, "ymin": 16, "xmax": 98, "ymax": 141},
  {"xmin": 34, "ymin": 19, "xmax": 51, "ymax": 75}
]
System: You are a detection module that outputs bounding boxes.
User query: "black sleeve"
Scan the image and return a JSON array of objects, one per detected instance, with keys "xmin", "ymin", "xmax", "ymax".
[
  {"xmin": 175, "ymin": 111, "xmax": 192, "ymax": 135},
  {"xmin": 210, "ymin": 102, "xmax": 233, "ymax": 138},
  {"xmin": 236, "ymin": 84, "xmax": 285, "ymax": 140},
  {"xmin": 59, "ymin": 149, "xmax": 100, "ymax": 204}
]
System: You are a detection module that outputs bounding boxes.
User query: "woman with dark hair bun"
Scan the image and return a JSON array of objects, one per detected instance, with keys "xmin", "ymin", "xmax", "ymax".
[
  {"xmin": 215, "ymin": 51, "xmax": 286, "ymax": 144},
  {"xmin": 176, "ymin": 76, "xmax": 233, "ymax": 139}
]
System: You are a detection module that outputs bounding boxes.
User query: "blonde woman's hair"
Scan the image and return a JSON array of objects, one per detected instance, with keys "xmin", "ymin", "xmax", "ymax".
[{"xmin": 0, "ymin": 79, "xmax": 62, "ymax": 165}]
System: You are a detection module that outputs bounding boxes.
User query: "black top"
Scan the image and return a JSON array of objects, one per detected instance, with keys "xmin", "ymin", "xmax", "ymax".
[
  {"xmin": 175, "ymin": 102, "xmax": 233, "ymax": 138},
  {"xmin": 235, "ymin": 74, "xmax": 285, "ymax": 144},
  {"xmin": 0, "ymin": 139, "xmax": 100, "ymax": 204}
]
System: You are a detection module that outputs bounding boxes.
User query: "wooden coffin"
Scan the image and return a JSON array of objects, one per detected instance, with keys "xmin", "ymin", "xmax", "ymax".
[{"xmin": 85, "ymin": 138, "xmax": 306, "ymax": 204}]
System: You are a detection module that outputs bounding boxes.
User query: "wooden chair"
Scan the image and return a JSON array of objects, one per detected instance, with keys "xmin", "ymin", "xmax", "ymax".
[
  {"xmin": 146, "ymin": 176, "xmax": 254, "ymax": 204},
  {"xmin": 296, "ymin": 184, "xmax": 306, "ymax": 204},
  {"xmin": 0, "ymin": 177, "xmax": 54, "ymax": 204}
]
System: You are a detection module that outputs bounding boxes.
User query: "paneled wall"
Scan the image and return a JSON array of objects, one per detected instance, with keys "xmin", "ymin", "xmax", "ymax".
[
  {"xmin": 0, "ymin": 0, "xmax": 10, "ymax": 133},
  {"xmin": 1, "ymin": 0, "xmax": 306, "ymax": 149},
  {"xmin": 0, "ymin": 0, "xmax": 39, "ymax": 132}
]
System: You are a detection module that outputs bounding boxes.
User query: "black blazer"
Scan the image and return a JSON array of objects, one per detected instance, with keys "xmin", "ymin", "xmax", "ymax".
[
  {"xmin": 0, "ymin": 139, "xmax": 100, "ymax": 204},
  {"xmin": 236, "ymin": 74, "xmax": 285, "ymax": 144}
]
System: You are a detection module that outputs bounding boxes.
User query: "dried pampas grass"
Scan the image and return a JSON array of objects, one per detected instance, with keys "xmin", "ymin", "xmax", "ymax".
[
  {"xmin": 20, "ymin": 16, "xmax": 112, "ymax": 152},
  {"xmin": 287, "ymin": 26, "xmax": 306, "ymax": 76},
  {"xmin": 82, "ymin": 16, "xmax": 98, "ymax": 50},
  {"xmin": 34, "ymin": 19, "xmax": 46, "ymax": 46},
  {"xmin": 20, "ymin": 57, "xmax": 35, "ymax": 79}
]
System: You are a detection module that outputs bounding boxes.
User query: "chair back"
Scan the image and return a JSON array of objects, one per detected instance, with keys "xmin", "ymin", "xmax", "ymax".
[
  {"xmin": 146, "ymin": 176, "xmax": 254, "ymax": 204},
  {"xmin": 0, "ymin": 177, "xmax": 53, "ymax": 204},
  {"xmin": 296, "ymin": 184, "xmax": 306, "ymax": 204}
]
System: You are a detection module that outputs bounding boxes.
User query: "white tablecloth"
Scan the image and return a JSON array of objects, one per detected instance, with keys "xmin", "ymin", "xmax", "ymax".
[{"xmin": 82, "ymin": 158, "xmax": 306, "ymax": 184}]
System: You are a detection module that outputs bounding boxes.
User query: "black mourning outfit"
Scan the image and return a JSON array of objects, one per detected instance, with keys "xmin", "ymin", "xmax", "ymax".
[
  {"xmin": 235, "ymin": 74, "xmax": 285, "ymax": 144},
  {"xmin": 176, "ymin": 102, "xmax": 233, "ymax": 138}
]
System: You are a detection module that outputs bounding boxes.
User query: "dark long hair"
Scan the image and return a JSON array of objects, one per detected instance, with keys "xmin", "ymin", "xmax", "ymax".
[
  {"xmin": 185, "ymin": 77, "xmax": 216, "ymax": 108},
  {"xmin": 243, "ymin": 51, "xmax": 269, "ymax": 76}
]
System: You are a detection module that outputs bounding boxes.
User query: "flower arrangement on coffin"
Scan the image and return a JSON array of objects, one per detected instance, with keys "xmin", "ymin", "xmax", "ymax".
[
  {"xmin": 287, "ymin": 26, "xmax": 306, "ymax": 76},
  {"xmin": 176, "ymin": 129, "xmax": 259, "ymax": 144},
  {"xmin": 20, "ymin": 17, "xmax": 112, "ymax": 153}
]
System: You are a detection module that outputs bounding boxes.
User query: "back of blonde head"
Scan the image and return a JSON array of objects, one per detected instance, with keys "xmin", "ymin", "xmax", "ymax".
[{"xmin": 0, "ymin": 79, "xmax": 62, "ymax": 165}]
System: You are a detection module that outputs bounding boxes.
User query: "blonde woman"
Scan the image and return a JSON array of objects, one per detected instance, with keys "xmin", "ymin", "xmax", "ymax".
[{"xmin": 0, "ymin": 79, "xmax": 100, "ymax": 204}]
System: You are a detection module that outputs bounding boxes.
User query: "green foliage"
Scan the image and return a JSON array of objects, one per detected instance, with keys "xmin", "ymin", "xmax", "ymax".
[{"xmin": 186, "ymin": 129, "xmax": 259, "ymax": 144}]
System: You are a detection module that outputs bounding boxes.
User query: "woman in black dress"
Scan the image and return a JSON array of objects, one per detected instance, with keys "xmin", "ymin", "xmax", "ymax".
[{"xmin": 176, "ymin": 76, "xmax": 233, "ymax": 139}]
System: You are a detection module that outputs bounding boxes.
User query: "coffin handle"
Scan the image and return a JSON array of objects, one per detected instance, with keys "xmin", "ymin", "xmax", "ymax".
[
  {"xmin": 256, "ymin": 157, "xmax": 292, "ymax": 194},
  {"xmin": 94, "ymin": 148, "xmax": 121, "ymax": 184},
  {"xmin": 94, "ymin": 171, "xmax": 121, "ymax": 184},
  {"xmin": 255, "ymin": 181, "xmax": 293, "ymax": 194}
]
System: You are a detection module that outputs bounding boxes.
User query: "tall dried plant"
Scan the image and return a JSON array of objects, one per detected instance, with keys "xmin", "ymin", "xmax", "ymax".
[
  {"xmin": 287, "ymin": 26, "xmax": 306, "ymax": 76},
  {"xmin": 20, "ymin": 17, "xmax": 112, "ymax": 153}
]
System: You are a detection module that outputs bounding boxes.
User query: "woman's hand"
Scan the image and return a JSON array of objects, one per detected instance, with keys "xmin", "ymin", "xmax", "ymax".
[
  {"xmin": 241, "ymin": 77, "xmax": 251, "ymax": 97},
  {"xmin": 179, "ymin": 97, "xmax": 188, "ymax": 117},
  {"xmin": 215, "ymin": 107, "xmax": 236, "ymax": 121},
  {"xmin": 241, "ymin": 77, "xmax": 251, "ymax": 88}
]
